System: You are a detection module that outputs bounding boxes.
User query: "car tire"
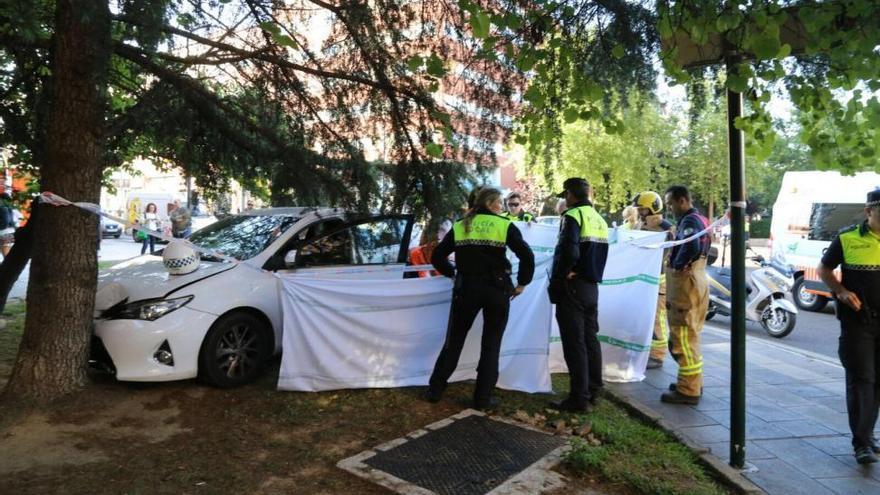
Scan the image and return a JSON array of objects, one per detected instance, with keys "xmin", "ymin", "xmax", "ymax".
[
  {"xmin": 114, "ymin": 232, "xmax": 121, "ymax": 239},
  {"xmin": 198, "ymin": 311, "xmax": 273, "ymax": 388},
  {"xmin": 792, "ymin": 276, "xmax": 828, "ymax": 312}
]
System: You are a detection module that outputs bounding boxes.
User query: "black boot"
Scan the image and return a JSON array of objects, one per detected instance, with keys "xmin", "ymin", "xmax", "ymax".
[
  {"xmin": 549, "ymin": 398, "xmax": 592, "ymax": 413},
  {"xmin": 474, "ymin": 396, "xmax": 500, "ymax": 411},
  {"xmin": 423, "ymin": 387, "xmax": 443, "ymax": 404},
  {"xmin": 660, "ymin": 390, "xmax": 700, "ymax": 405}
]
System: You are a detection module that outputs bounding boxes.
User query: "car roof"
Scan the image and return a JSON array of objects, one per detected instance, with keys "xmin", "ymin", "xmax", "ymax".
[{"xmin": 239, "ymin": 207, "xmax": 344, "ymax": 217}]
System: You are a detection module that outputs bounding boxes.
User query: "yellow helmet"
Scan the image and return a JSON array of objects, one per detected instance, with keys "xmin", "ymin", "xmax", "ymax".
[{"xmin": 632, "ymin": 191, "xmax": 663, "ymax": 215}]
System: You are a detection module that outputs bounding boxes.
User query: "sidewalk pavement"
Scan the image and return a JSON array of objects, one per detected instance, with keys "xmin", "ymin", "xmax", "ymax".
[{"xmin": 608, "ymin": 324, "xmax": 880, "ymax": 495}]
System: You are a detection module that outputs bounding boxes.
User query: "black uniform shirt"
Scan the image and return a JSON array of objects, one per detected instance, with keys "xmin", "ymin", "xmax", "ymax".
[
  {"xmin": 551, "ymin": 201, "xmax": 609, "ymax": 284},
  {"xmin": 669, "ymin": 208, "xmax": 710, "ymax": 270},
  {"xmin": 431, "ymin": 210, "xmax": 535, "ymax": 287}
]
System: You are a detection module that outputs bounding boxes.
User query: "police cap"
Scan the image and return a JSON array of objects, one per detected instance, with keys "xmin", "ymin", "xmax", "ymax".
[
  {"xmin": 867, "ymin": 188, "xmax": 880, "ymax": 207},
  {"xmin": 556, "ymin": 178, "xmax": 590, "ymax": 198}
]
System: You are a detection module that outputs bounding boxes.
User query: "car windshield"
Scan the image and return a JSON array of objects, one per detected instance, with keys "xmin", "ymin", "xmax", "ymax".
[{"xmin": 187, "ymin": 214, "xmax": 299, "ymax": 260}]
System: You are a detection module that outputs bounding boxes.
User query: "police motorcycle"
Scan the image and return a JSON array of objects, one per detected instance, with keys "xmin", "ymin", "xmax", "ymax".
[{"xmin": 705, "ymin": 245, "xmax": 799, "ymax": 338}]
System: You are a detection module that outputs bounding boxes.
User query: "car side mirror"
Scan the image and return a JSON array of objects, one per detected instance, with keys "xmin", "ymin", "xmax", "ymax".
[{"xmin": 284, "ymin": 249, "xmax": 297, "ymax": 268}]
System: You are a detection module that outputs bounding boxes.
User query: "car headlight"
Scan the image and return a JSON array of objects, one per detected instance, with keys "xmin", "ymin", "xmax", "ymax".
[{"xmin": 106, "ymin": 296, "xmax": 193, "ymax": 321}]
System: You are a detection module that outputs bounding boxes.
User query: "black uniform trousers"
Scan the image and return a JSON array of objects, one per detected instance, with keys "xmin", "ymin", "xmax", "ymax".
[
  {"xmin": 429, "ymin": 277, "xmax": 510, "ymax": 405},
  {"xmin": 555, "ymin": 278, "xmax": 602, "ymax": 405},
  {"xmin": 838, "ymin": 320, "xmax": 880, "ymax": 450}
]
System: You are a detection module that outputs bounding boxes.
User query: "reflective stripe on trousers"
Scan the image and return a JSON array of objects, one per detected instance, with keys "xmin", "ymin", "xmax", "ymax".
[{"xmin": 666, "ymin": 258, "xmax": 709, "ymax": 396}]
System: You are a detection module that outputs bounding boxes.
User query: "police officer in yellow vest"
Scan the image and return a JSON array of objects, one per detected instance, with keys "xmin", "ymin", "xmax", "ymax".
[
  {"xmin": 818, "ymin": 188, "xmax": 880, "ymax": 464},
  {"xmin": 426, "ymin": 187, "xmax": 535, "ymax": 410},
  {"xmin": 502, "ymin": 192, "xmax": 535, "ymax": 222},
  {"xmin": 548, "ymin": 178, "xmax": 609, "ymax": 412},
  {"xmin": 631, "ymin": 191, "xmax": 675, "ymax": 370}
]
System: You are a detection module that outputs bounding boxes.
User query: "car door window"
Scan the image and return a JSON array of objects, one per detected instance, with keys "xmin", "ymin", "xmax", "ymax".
[
  {"xmin": 296, "ymin": 228, "xmax": 354, "ymax": 267},
  {"xmin": 351, "ymin": 218, "xmax": 408, "ymax": 264}
]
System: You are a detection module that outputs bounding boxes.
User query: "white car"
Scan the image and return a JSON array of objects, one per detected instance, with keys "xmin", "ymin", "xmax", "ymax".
[
  {"xmin": 535, "ymin": 215, "xmax": 561, "ymax": 227},
  {"xmin": 92, "ymin": 208, "xmax": 415, "ymax": 387}
]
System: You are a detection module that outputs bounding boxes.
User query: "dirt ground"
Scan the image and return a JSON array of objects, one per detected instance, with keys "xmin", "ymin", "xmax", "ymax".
[{"xmin": 0, "ymin": 360, "xmax": 639, "ymax": 495}]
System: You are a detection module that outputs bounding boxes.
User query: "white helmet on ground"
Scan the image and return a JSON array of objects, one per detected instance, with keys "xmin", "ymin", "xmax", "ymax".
[{"xmin": 162, "ymin": 241, "xmax": 200, "ymax": 275}]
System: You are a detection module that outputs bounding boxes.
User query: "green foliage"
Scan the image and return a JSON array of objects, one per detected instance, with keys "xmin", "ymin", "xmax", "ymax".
[
  {"xmin": 469, "ymin": 0, "xmax": 880, "ymax": 177},
  {"xmin": 0, "ymin": 0, "xmax": 486, "ymax": 222},
  {"xmin": 464, "ymin": 0, "xmax": 661, "ymax": 171},
  {"xmin": 528, "ymin": 87, "xmax": 815, "ymax": 218},
  {"xmin": 526, "ymin": 92, "xmax": 678, "ymax": 213},
  {"xmin": 751, "ymin": 217, "xmax": 771, "ymax": 238},
  {"xmin": 658, "ymin": 0, "xmax": 880, "ymax": 173},
  {"xmin": 745, "ymin": 118, "xmax": 814, "ymax": 212},
  {"xmin": 673, "ymin": 105, "xmax": 729, "ymax": 217}
]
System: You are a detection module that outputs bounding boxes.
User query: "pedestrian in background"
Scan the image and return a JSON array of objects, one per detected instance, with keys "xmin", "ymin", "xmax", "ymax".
[
  {"xmin": 425, "ymin": 187, "xmax": 535, "ymax": 410},
  {"xmin": 548, "ymin": 178, "xmax": 609, "ymax": 413},
  {"xmin": 0, "ymin": 193, "xmax": 15, "ymax": 258},
  {"xmin": 170, "ymin": 199, "xmax": 192, "ymax": 239},
  {"xmin": 818, "ymin": 188, "xmax": 880, "ymax": 464},
  {"xmin": 620, "ymin": 205, "xmax": 640, "ymax": 230},
  {"xmin": 662, "ymin": 185, "xmax": 711, "ymax": 405},
  {"xmin": 138, "ymin": 202, "xmax": 161, "ymax": 255}
]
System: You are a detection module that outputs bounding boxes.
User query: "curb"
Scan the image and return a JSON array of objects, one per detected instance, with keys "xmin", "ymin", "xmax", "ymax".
[{"xmin": 603, "ymin": 388, "xmax": 765, "ymax": 495}]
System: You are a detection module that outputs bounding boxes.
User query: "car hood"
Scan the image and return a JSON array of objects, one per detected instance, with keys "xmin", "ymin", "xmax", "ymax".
[{"xmin": 96, "ymin": 256, "xmax": 236, "ymax": 312}]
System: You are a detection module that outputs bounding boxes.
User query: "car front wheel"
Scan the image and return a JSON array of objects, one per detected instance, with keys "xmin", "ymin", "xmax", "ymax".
[{"xmin": 198, "ymin": 311, "xmax": 273, "ymax": 388}]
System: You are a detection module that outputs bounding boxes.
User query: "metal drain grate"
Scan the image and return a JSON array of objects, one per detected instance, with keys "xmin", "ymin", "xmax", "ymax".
[{"xmin": 359, "ymin": 413, "xmax": 566, "ymax": 495}]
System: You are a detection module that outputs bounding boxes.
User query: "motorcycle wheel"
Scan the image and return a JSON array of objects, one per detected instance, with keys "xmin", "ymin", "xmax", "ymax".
[{"xmin": 761, "ymin": 307, "xmax": 797, "ymax": 338}]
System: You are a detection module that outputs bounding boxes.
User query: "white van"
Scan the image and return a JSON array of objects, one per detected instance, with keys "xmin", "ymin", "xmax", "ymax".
[{"xmin": 770, "ymin": 171, "xmax": 880, "ymax": 311}]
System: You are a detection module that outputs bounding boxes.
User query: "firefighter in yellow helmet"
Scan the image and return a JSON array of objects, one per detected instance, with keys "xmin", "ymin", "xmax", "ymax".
[{"xmin": 632, "ymin": 191, "xmax": 675, "ymax": 370}]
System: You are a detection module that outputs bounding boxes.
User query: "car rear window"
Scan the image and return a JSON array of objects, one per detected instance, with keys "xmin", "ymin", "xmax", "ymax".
[{"xmin": 808, "ymin": 203, "xmax": 865, "ymax": 241}]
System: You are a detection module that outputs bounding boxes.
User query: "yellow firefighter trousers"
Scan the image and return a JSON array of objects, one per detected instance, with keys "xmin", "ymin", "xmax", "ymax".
[
  {"xmin": 650, "ymin": 277, "xmax": 669, "ymax": 361},
  {"xmin": 665, "ymin": 258, "xmax": 709, "ymax": 397}
]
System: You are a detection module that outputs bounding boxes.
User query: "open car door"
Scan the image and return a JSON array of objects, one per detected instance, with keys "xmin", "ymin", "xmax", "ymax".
[{"xmin": 269, "ymin": 214, "xmax": 415, "ymax": 279}]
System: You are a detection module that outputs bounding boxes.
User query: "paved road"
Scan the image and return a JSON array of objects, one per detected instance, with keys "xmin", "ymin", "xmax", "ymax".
[
  {"xmin": 709, "ymin": 304, "xmax": 839, "ymax": 360},
  {"xmin": 708, "ymin": 240, "xmax": 841, "ymax": 360}
]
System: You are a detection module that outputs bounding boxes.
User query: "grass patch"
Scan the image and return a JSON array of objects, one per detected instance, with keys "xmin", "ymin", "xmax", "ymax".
[
  {"xmin": 562, "ymin": 380, "xmax": 727, "ymax": 495},
  {"xmin": 97, "ymin": 260, "xmax": 118, "ymax": 270},
  {"xmin": 750, "ymin": 217, "xmax": 770, "ymax": 238},
  {"xmin": 0, "ymin": 302, "xmax": 25, "ymax": 369}
]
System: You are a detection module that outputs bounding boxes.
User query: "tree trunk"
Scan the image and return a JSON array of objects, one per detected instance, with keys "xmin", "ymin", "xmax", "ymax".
[
  {"xmin": 708, "ymin": 198, "xmax": 715, "ymax": 220},
  {"xmin": 0, "ymin": 207, "xmax": 41, "ymax": 315},
  {"xmin": 2, "ymin": 0, "xmax": 111, "ymax": 403}
]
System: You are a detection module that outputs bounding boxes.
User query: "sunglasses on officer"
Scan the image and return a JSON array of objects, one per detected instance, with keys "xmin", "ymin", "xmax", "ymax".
[{"xmin": 508, "ymin": 202, "xmax": 520, "ymax": 207}]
